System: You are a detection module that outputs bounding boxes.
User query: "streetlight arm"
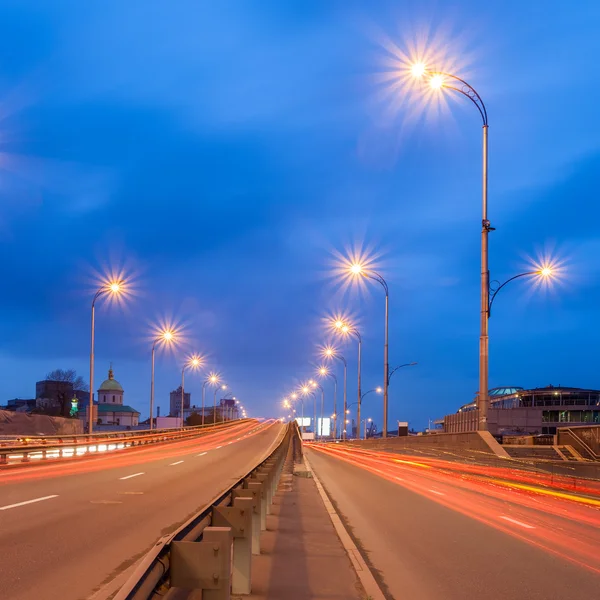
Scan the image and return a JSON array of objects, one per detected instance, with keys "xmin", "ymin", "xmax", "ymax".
[
  {"xmin": 488, "ymin": 271, "xmax": 537, "ymax": 316},
  {"xmin": 388, "ymin": 362, "xmax": 417, "ymax": 382},
  {"xmin": 366, "ymin": 271, "xmax": 389, "ymax": 294},
  {"xmin": 432, "ymin": 72, "xmax": 488, "ymax": 126}
]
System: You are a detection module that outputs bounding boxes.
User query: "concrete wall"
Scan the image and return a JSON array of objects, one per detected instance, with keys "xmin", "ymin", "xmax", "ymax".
[
  {"xmin": 345, "ymin": 430, "xmax": 508, "ymax": 457},
  {"xmin": 0, "ymin": 410, "xmax": 83, "ymax": 436}
]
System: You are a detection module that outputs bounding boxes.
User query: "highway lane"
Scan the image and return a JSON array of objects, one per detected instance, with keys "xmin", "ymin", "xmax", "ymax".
[
  {"xmin": 307, "ymin": 444, "xmax": 600, "ymax": 600},
  {"xmin": 0, "ymin": 420, "xmax": 283, "ymax": 600}
]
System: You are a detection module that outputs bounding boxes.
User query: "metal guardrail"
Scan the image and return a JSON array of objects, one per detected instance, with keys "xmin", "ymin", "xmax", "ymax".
[
  {"xmin": 112, "ymin": 422, "xmax": 298, "ymax": 600},
  {"xmin": 0, "ymin": 419, "xmax": 253, "ymax": 465}
]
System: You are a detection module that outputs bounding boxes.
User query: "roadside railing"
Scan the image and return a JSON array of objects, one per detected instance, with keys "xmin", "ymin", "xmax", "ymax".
[
  {"xmin": 112, "ymin": 421, "xmax": 298, "ymax": 600},
  {"xmin": 0, "ymin": 419, "xmax": 254, "ymax": 465}
]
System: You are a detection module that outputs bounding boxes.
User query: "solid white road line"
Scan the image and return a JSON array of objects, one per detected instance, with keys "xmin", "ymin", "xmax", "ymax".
[
  {"xmin": 119, "ymin": 472, "xmax": 144, "ymax": 480},
  {"xmin": 500, "ymin": 515, "xmax": 535, "ymax": 529},
  {"xmin": 169, "ymin": 460, "xmax": 184, "ymax": 466},
  {"xmin": 216, "ymin": 445, "xmax": 222, "ymax": 449},
  {"xmin": 0, "ymin": 495, "xmax": 59, "ymax": 511},
  {"xmin": 429, "ymin": 489, "xmax": 445, "ymax": 496},
  {"xmin": 197, "ymin": 452, "xmax": 208, "ymax": 457}
]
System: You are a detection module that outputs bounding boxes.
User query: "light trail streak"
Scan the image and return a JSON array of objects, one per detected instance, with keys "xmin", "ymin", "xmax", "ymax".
[{"xmin": 311, "ymin": 444, "xmax": 600, "ymax": 575}]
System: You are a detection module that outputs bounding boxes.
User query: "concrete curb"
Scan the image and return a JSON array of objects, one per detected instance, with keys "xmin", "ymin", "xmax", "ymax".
[{"xmin": 304, "ymin": 455, "xmax": 386, "ymax": 600}]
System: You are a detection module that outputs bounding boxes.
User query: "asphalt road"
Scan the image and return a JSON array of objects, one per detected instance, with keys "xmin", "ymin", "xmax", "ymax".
[
  {"xmin": 0, "ymin": 420, "xmax": 283, "ymax": 600},
  {"xmin": 307, "ymin": 444, "xmax": 600, "ymax": 600}
]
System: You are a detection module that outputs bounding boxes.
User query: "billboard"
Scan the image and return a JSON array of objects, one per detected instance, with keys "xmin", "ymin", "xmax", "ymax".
[
  {"xmin": 295, "ymin": 417, "xmax": 311, "ymax": 427},
  {"xmin": 317, "ymin": 417, "xmax": 331, "ymax": 436}
]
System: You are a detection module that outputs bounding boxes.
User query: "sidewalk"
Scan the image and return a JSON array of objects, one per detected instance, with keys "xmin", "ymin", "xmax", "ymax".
[{"xmin": 233, "ymin": 452, "xmax": 366, "ymax": 600}]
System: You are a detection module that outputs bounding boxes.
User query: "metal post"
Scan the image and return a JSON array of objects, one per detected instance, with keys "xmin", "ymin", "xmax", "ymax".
[
  {"xmin": 181, "ymin": 368, "xmax": 185, "ymax": 429},
  {"xmin": 202, "ymin": 381, "xmax": 206, "ymax": 426},
  {"xmin": 213, "ymin": 388, "xmax": 218, "ymax": 423},
  {"xmin": 89, "ymin": 301, "xmax": 96, "ymax": 435},
  {"xmin": 313, "ymin": 393, "xmax": 317, "ymax": 440},
  {"xmin": 320, "ymin": 388, "xmax": 324, "ymax": 440},
  {"xmin": 343, "ymin": 362, "xmax": 347, "ymax": 440},
  {"xmin": 479, "ymin": 124, "xmax": 490, "ymax": 431},
  {"xmin": 356, "ymin": 336, "xmax": 362, "ymax": 439},
  {"xmin": 150, "ymin": 341, "xmax": 156, "ymax": 430},
  {"xmin": 383, "ymin": 291, "xmax": 389, "ymax": 438},
  {"xmin": 333, "ymin": 377, "xmax": 338, "ymax": 439}
]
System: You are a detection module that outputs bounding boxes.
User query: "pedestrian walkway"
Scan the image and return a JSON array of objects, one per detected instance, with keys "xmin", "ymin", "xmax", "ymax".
[{"xmin": 233, "ymin": 451, "xmax": 366, "ymax": 600}]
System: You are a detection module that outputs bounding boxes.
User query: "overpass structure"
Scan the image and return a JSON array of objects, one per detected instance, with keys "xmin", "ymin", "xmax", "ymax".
[{"xmin": 1, "ymin": 421, "xmax": 599, "ymax": 600}]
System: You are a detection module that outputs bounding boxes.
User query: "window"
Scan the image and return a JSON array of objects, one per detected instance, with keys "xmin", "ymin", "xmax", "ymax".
[{"xmin": 113, "ymin": 395, "xmax": 115, "ymax": 403}]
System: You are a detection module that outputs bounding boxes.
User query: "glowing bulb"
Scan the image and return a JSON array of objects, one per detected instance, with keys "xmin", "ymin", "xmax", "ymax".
[
  {"xmin": 376, "ymin": 387, "xmax": 382, "ymax": 393},
  {"xmin": 411, "ymin": 62, "xmax": 426, "ymax": 78},
  {"xmin": 319, "ymin": 367, "xmax": 327, "ymax": 375},
  {"xmin": 350, "ymin": 264, "xmax": 363, "ymax": 275},
  {"xmin": 162, "ymin": 330, "xmax": 174, "ymax": 341},
  {"xmin": 109, "ymin": 282, "xmax": 121, "ymax": 293},
  {"xmin": 341, "ymin": 325, "xmax": 349, "ymax": 333},
  {"xmin": 430, "ymin": 74, "xmax": 444, "ymax": 89},
  {"xmin": 335, "ymin": 320, "xmax": 344, "ymax": 329},
  {"xmin": 541, "ymin": 267, "xmax": 552, "ymax": 277}
]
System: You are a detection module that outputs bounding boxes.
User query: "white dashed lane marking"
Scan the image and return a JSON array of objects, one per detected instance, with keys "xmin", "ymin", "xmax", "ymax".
[
  {"xmin": 119, "ymin": 472, "xmax": 144, "ymax": 480},
  {"xmin": 0, "ymin": 495, "xmax": 59, "ymax": 511},
  {"xmin": 500, "ymin": 516, "xmax": 535, "ymax": 529},
  {"xmin": 169, "ymin": 461, "xmax": 184, "ymax": 466}
]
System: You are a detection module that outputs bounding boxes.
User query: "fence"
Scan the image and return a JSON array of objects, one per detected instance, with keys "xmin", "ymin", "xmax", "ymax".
[
  {"xmin": 0, "ymin": 419, "xmax": 251, "ymax": 465},
  {"xmin": 112, "ymin": 422, "xmax": 298, "ymax": 599}
]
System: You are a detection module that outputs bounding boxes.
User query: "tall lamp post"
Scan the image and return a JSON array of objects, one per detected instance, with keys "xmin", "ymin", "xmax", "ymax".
[
  {"xmin": 348, "ymin": 265, "xmax": 390, "ymax": 437},
  {"xmin": 388, "ymin": 362, "xmax": 417, "ymax": 382},
  {"xmin": 213, "ymin": 384, "xmax": 227, "ymax": 422},
  {"xmin": 324, "ymin": 346, "xmax": 347, "ymax": 440},
  {"xmin": 202, "ymin": 373, "xmax": 219, "ymax": 425},
  {"xmin": 309, "ymin": 380, "xmax": 325, "ymax": 440},
  {"xmin": 317, "ymin": 366, "xmax": 337, "ymax": 439},
  {"xmin": 411, "ymin": 64, "xmax": 490, "ymax": 429},
  {"xmin": 89, "ymin": 279, "xmax": 123, "ymax": 435},
  {"xmin": 347, "ymin": 387, "xmax": 381, "ymax": 438},
  {"xmin": 150, "ymin": 329, "xmax": 176, "ymax": 430},
  {"xmin": 332, "ymin": 319, "xmax": 362, "ymax": 438},
  {"xmin": 181, "ymin": 355, "xmax": 201, "ymax": 429}
]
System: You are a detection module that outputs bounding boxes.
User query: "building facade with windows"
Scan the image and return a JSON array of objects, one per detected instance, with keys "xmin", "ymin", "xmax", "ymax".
[
  {"xmin": 93, "ymin": 366, "xmax": 140, "ymax": 427},
  {"xmin": 444, "ymin": 385, "xmax": 600, "ymax": 435}
]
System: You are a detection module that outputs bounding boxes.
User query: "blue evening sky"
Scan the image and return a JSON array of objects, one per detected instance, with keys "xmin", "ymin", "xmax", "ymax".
[{"xmin": 1, "ymin": 1, "xmax": 599, "ymax": 430}]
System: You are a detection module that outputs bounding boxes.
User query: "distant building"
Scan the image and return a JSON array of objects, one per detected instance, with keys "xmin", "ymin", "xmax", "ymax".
[
  {"xmin": 443, "ymin": 385, "xmax": 600, "ymax": 435},
  {"xmin": 170, "ymin": 386, "xmax": 191, "ymax": 417},
  {"xmin": 80, "ymin": 365, "xmax": 140, "ymax": 427},
  {"xmin": 4, "ymin": 398, "xmax": 37, "ymax": 412},
  {"xmin": 35, "ymin": 380, "xmax": 88, "ymax": 415}
]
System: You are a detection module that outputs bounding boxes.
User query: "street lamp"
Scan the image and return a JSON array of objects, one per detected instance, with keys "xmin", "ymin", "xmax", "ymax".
[
  {"xmin": 150, "ymin": 328, "xmax": 177, "ymax": 429},
  {"xmin": 388, "ymin": 362, "xmax": 418, "ymax": 383},
  {"xmin": 411, "ymin": 63, "xmax": 491, "ymax": 429},
  {"xmin": 221, "ymin": 391, "xmax": 234, "ymax": 422},
  {"xmin": 202, "ymin": 373, "xmax": 219, "ymax": 426},
  {"xmin": 323, "ymin": 346, "xmax": 348, "ymax": 440},
  {"xmin": 488, "ymin": 268, "xmax": 554, "ymax": 316},
  {"xmin": 331, "ymin": 318, "xmax": 362, "ymax": 438},
  {"xmin": 181, "ymin": 355, "xmax": 202, "ymax": 429},
  {"xmin": 300, "ymin": 384, "xmax": 317, "ymax": 438},
  {"xmin": 317, "ymin": 365, "xmax": 337, "ymax": 439},
  {"xmin": 348, "ymin": 264, "xmax": 390, "ymax": 437},
  {"xmin": 89, "ymin": 279, "xmax": 124, "ymax": 434},
  {"xmin": 213, "ymin": 383, "xmax": 227, "ymax": 423},
  {"xmin": 308, "ymin": 379, "xmax": 325, "ymax": 440},
  {"xmin": 362, "ymin": 417, "xmax": 373, "ymax": 439}
]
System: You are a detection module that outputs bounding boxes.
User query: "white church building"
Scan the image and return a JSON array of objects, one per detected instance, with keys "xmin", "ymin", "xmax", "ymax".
[{"xmin": 96, "ymin": 365, "xmax": 140, "ymax": 427}]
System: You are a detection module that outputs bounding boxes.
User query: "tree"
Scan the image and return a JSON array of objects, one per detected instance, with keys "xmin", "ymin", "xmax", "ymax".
[
  {"xmin": 43, "ymin": 369, "xmax": 89, "ymax": 417},
  {"xmin": 46, "ymin": 369, "xmax": 89, "ymax": 392}
]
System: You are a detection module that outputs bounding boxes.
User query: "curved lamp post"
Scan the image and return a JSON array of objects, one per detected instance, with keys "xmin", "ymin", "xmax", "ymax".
[
  {"xmin": 323, "ymin": 346, "xmax": 348, "ymax": 439},
  {"xmin": 332, "ymin": 319, "xmax": 362, "ymax": 438},
  {"xmin": 150, "ymin": 329, "xmax": 176, "ymax": 430},
  {"xmin": 411, "ymin": 64, "xmax": 490, "ymax": 429},
  {"xmin": 317, "ymin": 365, "xmax": 337, "ymax": 439},
  {"xmin": 300, "ymin": 384, "xmax": 317, "ymax": 439},
  {"xmin": 308, "ymin": 379, "xmax": 325, "ymax": 440},
  {"xmin": 181, "ymin": 355, "xmax": 201, "ymax": 429},
  {"xmin": 89, "ymin": 280, "xmax": 123, "ymax": 434},
  {"xmin": 348, "ymin": 265, "xmax": 390, "ymax": 437},
  {"xmin": 213, "ymin": 383, "xmax": 227, "ymax": 423},
  {"xmin": 202, "ymin": 373, "xmax": 219, "ymax": 425}
]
